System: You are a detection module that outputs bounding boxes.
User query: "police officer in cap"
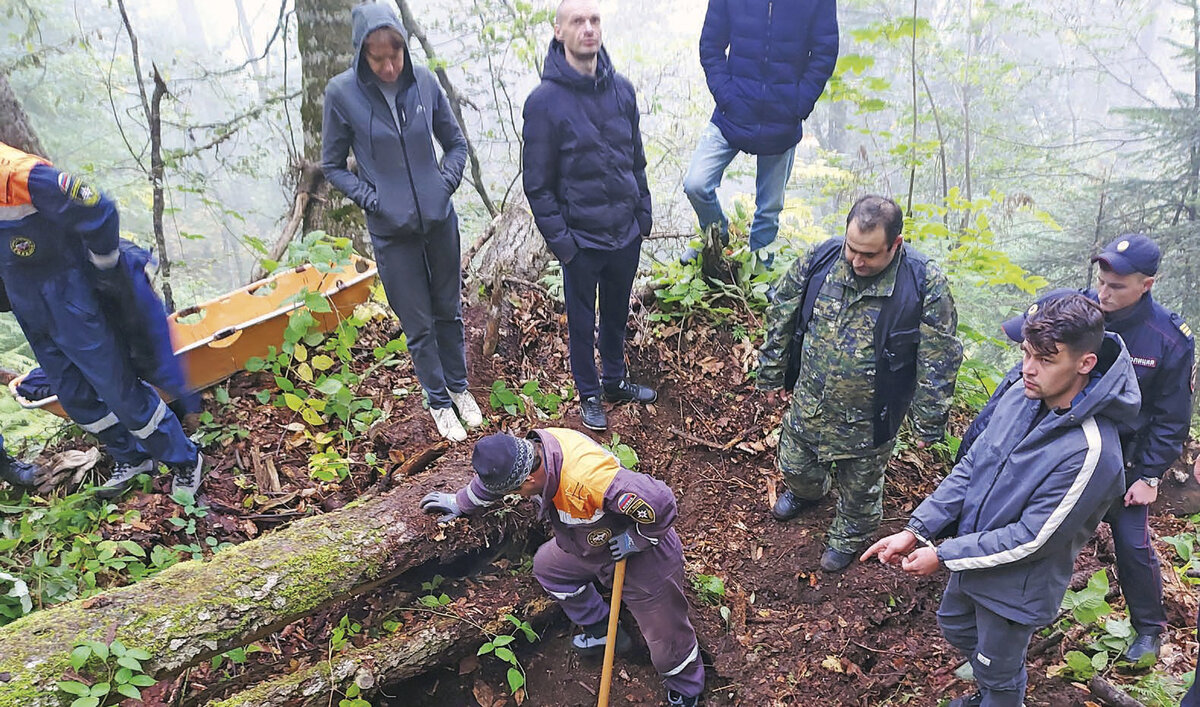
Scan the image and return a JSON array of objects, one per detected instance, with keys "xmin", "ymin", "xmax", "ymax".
[{"xmin": 1090, "ymin": 233, "xmax": 1194, "ymax": 663}]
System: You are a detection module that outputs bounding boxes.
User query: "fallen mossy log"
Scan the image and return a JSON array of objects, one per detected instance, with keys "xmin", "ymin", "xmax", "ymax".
[
  {"xmin": 211, "ymin": 585, "xmax": 558, "ymax": 706},
  {"xmin": 0, "ymin": 464, "xmax": 526, "ymax": 706}
]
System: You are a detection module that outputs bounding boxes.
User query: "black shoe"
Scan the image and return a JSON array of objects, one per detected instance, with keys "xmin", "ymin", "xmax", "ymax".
[
  {"xmin": 572, "ymin": 619, "xmax": 631, "ymax": 659},
  {"xmin": 666, "ymin": 690, "xmax": 700, "ymax": 707},
  {"xmin": 97, "ymin": 459, "xmax": 155, "ymax": 499},
  {"xmin": 819, "ymin": 547, "xmax": 857, "ymax": 573},
  {"xmin": 580, "ymin": 396, "xmax": 608, "ymax": 431},
  {"xmin": 946, "ymin": 692, "xmax": 983, "ymax": 707},
  {"xmin": 0, "ymin": 457, "xmax": 40, "ymax": 487},
  {"xmin": 1124, "ymin": 632, "xmax": 1162, "ymax": 664},
  {"xmin": 770, "ymin": 490, "xmax": 817, "ymax": 522},
  {"xmin": 602, "ymin": 379, "xmax": 658, "ymax": 404}
]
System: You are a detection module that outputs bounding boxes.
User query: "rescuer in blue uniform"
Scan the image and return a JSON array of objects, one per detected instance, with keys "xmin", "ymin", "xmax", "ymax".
[{"xmin": 0, "ymin": 142, "xmax": 202, "ymax": 498}]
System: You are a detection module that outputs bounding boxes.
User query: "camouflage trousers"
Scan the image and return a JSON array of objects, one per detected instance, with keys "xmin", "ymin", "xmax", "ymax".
[{"xmin": 777, "ymin": 427, "xmax": 893, "ymax": 554}]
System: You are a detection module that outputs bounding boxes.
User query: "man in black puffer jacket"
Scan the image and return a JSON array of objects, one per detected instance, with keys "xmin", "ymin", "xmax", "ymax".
[{"xmin": 522, "ymin": 0, "xmax": 657, "ymax": 433}]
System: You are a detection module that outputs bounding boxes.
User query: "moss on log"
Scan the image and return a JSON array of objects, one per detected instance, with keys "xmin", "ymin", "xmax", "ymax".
[
  {"xmin": 0, "ymin": 464, "xmax": 515, "ymax": 706},
  {"xmin": 211, "ymin": 591, "xmax": 558, "ymax": 706}
]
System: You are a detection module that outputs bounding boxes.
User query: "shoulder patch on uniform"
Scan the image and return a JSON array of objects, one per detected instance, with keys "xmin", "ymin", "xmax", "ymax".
[
  {"xmin": 616, "ymin": 492, "xmax": 638, "ymax": 513},
  {"xmin": 625, "ymin": 498, "xmax": 656, "ymax": 524},
  {"xmin": 58, "ymin": 173, "xmax": 100, "ymax": 207}
]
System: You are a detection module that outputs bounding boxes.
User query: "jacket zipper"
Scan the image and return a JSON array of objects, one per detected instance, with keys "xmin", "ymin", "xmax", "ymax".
[{"xmin": 397, "ymin": 103, "xmax": 425, "ymax": 232}]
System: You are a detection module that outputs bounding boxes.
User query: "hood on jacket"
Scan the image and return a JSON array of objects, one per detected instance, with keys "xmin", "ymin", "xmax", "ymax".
[
  {"xmin": 1048, "ymin": 332, "xmax": 1141, "ymax": 427},
  {"xmin": 541, "ymin": 38, "xmax": 614, "ymax": 91},
  {"xmin": 351, "ymin": 3, "xmax": 414, "ymax": 85}
]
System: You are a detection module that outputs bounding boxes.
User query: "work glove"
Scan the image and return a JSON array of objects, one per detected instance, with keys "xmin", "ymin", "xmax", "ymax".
[
  {"xmin": 420, "ymin": 491, "xmax": 462, "ymax": 523},
  {"xmin": 608, "ymin": 530, "xmax": 652, "ymax": 561}
]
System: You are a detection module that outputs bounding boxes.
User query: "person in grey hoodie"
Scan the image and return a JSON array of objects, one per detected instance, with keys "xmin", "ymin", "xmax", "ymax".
[
  {"xmin": 862, "ymin": 294, "xmax": 1139, "ymax": 707},
  {"xmin": 321, "ymin": 2, "xmax": 482, "ymax": 442}
]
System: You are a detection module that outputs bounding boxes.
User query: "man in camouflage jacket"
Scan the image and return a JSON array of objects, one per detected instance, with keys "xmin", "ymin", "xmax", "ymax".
[{"xmin": 757, "ymin": 195, "xmax": 962, "ymax": 572}]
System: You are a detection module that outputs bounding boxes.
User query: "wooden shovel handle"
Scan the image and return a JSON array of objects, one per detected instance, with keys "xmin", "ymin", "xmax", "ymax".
[{"xmin": 597, "ymin": 558, "xmax": 628, "ymax": 707}]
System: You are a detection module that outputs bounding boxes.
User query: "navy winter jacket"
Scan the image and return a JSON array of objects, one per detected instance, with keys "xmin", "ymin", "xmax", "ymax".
[
  {"xmin": 522, "ymin": 40, "xmax": 652, "ymax": 265},
  {"xmin": 700, "ymin": 0, "xmax": 839, "ymax": 155},
  {"xmin": 1101, "ymin": 292, "xmax": 1195, "ymax": 481},
  {"xmin": 907, "ymin": 334, "xmax": 1140, "ymax": 626},
  {"xmin": 321, "ymin": 3, "xmax": 467, "ymax": 238}
]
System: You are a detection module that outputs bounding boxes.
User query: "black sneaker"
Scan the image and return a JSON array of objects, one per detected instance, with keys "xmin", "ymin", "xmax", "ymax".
[
  {"xmin": 666, "ymin": 690, "xmax": 700, "ymax": 707},
  {"xmin": 602, "ymin": 379, "xmax": 658, "ymax": 404},
  {"xmin": 580, "ymin": 396, "xmax": 608, "ymax": 431},
  {"xmin": 98, "ymin": 459, "xmax": 155, "ymax": 499},
  {"xmin": 946, "ymin": 692, "xmax": 983, "ymax": 707},
  {"xmin": 169, "ymin": 452, "xmax": 205, "ymax": 498},
  {"xmin": 819, "ymin": 547, "xmax": 857, "ymax": 573},
  {"xmin": 572, "ymin": 619, "xmax": 632, "ymax": 659}
]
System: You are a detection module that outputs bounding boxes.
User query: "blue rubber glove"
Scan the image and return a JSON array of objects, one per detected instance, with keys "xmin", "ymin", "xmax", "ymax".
[
  {"xmin": 608, "ymin": 530, "xmax": 651, "ymax": 561},
  {"xmin": 419, "ymin": 491, "xmax": 462, "ymax": 523}
]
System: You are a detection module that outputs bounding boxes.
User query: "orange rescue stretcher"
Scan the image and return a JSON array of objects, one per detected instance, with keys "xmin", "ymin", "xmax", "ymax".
[{"xmin": 8, "ymin": 256, "xmax": 378, "ymax": 418}]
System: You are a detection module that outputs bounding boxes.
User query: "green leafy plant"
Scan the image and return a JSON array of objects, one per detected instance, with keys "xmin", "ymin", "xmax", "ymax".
[
  {"xmin": 57, "ymin": 639, "xmax": 156, "ymax": 705},
  {"xmin": 477, "ymin": 613, "xmax": 540, "ymax": 695},
  {"xmin": 603, "ymin": 433, "xmax": 639, "ymax": 470},
  {"xmin": 690, "ymin": 573, "xmax": 732, "ymax": 629}
]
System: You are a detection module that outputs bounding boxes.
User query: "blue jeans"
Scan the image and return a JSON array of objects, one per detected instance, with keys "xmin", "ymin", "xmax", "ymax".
[{"xmin": 683, "ymin": 121, "xmax": 796, "ymax": 252}]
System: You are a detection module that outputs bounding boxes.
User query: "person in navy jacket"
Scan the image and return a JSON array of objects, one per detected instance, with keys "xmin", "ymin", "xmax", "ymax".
[
  {"xmin": 522, "ymin": 0, "xmax": 657, "ymax": 433},
  {"xmin": 1089, "ymin": 234, "xmax": 1194, "ymax": 662},
  {"xmin": 681, "ymin": 0, "xmax": 838, "ymax": 264},
  {"xmin": 960, "ymin": 236, "xmax": 1194, "ymax": 665},
  {"xmin": 863, "ymin": 295, "xmax": 1138, "ymax": 707},
  {"xmin": 0, "ymin": 142, "xmax": 201, "ymax": 497}
]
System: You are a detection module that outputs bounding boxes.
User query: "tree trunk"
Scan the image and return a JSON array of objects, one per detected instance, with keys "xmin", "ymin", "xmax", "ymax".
[
  {"xmin": 295, "ymin": 0, "xmax": 355, "ymax": 241},
  {"xmin": 210, "ymin": 591, "xmax": 558, "ymax": 706},
  {"xmin": 0, "ymin": 70, "xmax": 45, "ymax": 157},
  {"xmin": 0, "ymin": 464, "xmax": 527, "ymax": 705},
  {"xmin": 469, "ymin": 200, "xmax": 551, "ymax": 289}
]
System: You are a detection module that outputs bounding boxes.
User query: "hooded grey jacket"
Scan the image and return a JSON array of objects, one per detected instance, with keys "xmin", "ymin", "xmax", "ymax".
[
  {"xmin": 907, "ymin": 333, "xmax": 1141, "ymax": 626},
  {"xmin": 321, "ymin": 3, "xmax": 467, "ymax": 238}
]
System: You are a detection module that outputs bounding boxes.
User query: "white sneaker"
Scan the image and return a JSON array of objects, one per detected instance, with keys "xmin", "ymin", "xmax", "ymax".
[
  {"xmin": 431, "ymin": 407, "xmax": 467, "ymax": 442},
  {"xmin": 449, "ymin": 389, "xmax": 485, "ymax": 428}
]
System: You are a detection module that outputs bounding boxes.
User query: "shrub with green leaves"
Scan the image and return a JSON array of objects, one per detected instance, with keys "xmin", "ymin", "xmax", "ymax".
[
  {"xmin": 58, "ymin": 639, "xmax": 156, "ymax": 705},
  {"xmin": 477, "ymin": 614, "xmax": 540, "ymax": 695}
]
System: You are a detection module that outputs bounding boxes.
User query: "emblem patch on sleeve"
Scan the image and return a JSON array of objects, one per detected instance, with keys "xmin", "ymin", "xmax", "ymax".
[
  {"xmin": 57, "ymin": 173, "xmax": 100, "ymax": 207},
  {"xmin": 586, "ymin": 528, "xmax": 613, "ymax": 547},
  {"xmin": 9, "ymin": 236, "xmax": 35, "ymax": 257},
  {"xmin": 616, "ymin": 492, "xmax": 638, "ymax": 513},
  {"xmin": 625, "ymin": 499, "xmax": 656, "ymax": 524}
]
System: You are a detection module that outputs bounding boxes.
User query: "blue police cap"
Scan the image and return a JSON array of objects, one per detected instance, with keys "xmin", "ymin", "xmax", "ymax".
[
  {"xmin": 1000, "ymin": 287, "xmax": 1081, "ymax": 343},
  {"xmin": 1092, "ymin": 234, "xmax": 1160, "ymax": 276},
  {"xmin": 471, "ymin": 433, "xmax": 537, "ymax": 494}
]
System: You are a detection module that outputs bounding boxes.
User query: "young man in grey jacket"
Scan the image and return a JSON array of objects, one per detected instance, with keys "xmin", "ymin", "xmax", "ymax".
[
  {"xmin": 321, "ymin": 3, "xmax": 483, "ymax": 442},
  {"xmin": 862, "ymin": 294, "xmax": 1139, "ymax": 707}
]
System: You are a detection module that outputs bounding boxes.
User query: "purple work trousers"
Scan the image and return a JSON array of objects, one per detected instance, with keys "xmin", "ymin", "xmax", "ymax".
[{"xmin": 532, "ymin": 530, "xmax": 705, "ymax": 697}]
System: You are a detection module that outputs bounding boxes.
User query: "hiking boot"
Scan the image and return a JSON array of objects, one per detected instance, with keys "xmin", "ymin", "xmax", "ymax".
[
  {"xmin": 1124, "ymin": 632, "xmax": 1162, "ymax": 664},
  {"xmin": 449, "ymin": 389, "xmax": 485, "ymax": 428},
  {"xmin": 666, "ymin": 690, "xmax": 700, "ymax": 707},
  {"xmin": 572, "ymin": 619, "xmax": 632, "ymax": 659},
  {"xmin": 819, "ymin": 547, "xmax": 857, "ymax": 573},
  {"xmin": 0, "ymin": 457, "xmax": 40, "ymax": 488},
  {"xmin": 431, "ymin": 407, "xmax": 467, "ymax": 442},
  {"xmin": 602, "ymin": 379, "xmax": 657, "ymax": 404},
  {"xmin": 169, "ymin": 452, "xmax": 205, "ymax": 497},
  {"xmin": 98, "ymin": 458, "xmax": 155, "ymax": 499},
  {"xmin": 579, "ymin": 396, "xmax": 608, "ymax": 431},
  {"xmin": 946, "ymin": 692, "xmax": 982, "ymax": 707},
  {"xmin": 770, "ymin": 490, "xmax": 817, "ymax": 522}
]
